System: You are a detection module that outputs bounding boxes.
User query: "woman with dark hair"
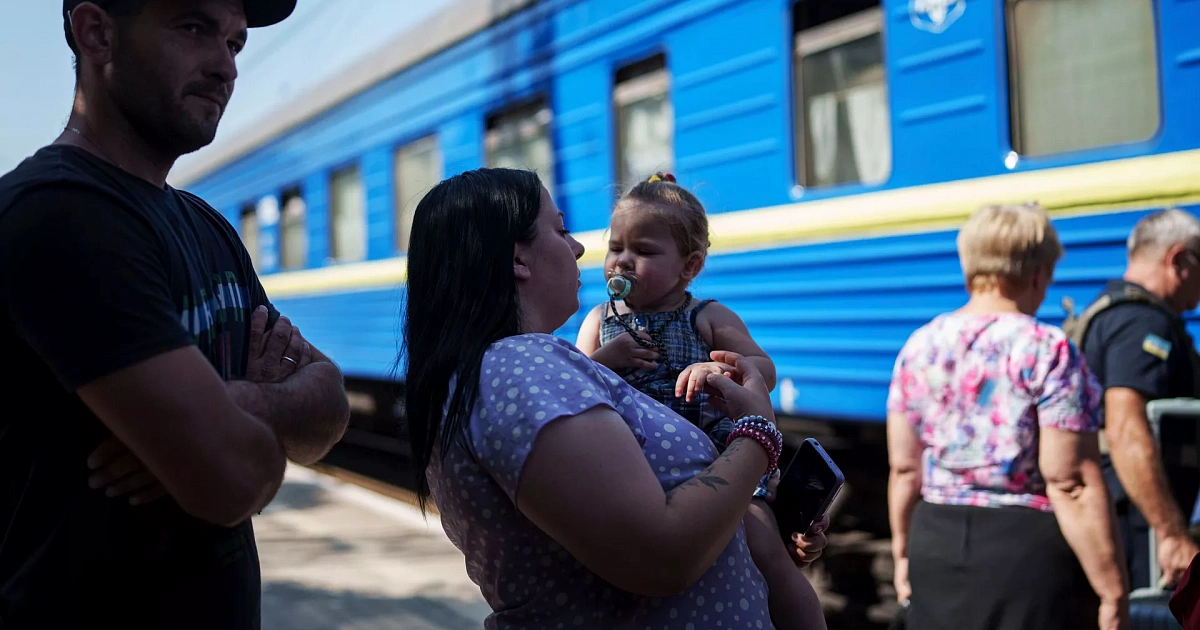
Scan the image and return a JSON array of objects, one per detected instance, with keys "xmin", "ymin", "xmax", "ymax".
[{"xmin": 403, "ymin": 168, "xmax": 826, "ymax": 629}]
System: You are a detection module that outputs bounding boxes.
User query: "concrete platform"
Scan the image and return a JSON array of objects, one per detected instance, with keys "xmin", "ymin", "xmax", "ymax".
[{"xmin": 254, "ymin": 464, "xmax": 491, "ymax": 629}]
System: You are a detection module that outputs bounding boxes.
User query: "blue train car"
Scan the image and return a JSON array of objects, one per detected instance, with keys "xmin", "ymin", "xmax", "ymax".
[{"xmin": 175, "ymin": 0, "xmax": 1200, "ymax": 439}]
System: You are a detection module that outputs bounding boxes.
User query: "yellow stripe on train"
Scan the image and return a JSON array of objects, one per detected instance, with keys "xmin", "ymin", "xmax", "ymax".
[{"xmin": 261, "ymin": 148, "xmax": 1200, "ymax": 299}]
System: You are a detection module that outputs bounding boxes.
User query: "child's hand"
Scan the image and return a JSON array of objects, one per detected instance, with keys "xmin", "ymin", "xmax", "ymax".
[
  {"xmin": 787, "ymin": 514, "xmax": 830, "ymax": 567},
  {"xmin": 675, "ymin": 361, "xmax": 741, "ymax": 402},
  {"xmin": 591, "ymin": 332, "xmax": 659, "ymax": 373},
  {"xmin": 763, "ymin": 471, "xmax": 830, "ymax": 567},
  {"xmin": 698, "ymin": 352, "xmax": 775, "ymax": 422}
]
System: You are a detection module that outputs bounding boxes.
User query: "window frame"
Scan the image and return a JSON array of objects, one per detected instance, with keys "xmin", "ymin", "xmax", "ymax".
[
  {"xmin": 239, "ymin": 202, "xmax": 259, "ymax": 268},
  {"xmin": 394, "ymin": 134, "xmax": 443, "ymax": 254},
  {"xmin": 278, "ymin": 185, "xmax": 307, "ymax": 271},
  {"xmin": 613, "ymin": 54, "xmax": 673, "ymax": 193},
  {"xmin": 795, "ymin": 6, "xmax": 883, "ymax": 58},
  {"xmin": 328, "ymin": 163, "xmax": 366, "ymax": 264},
  {"xmin": 1003, "ymin": 0, "xmax": 1162, "ymax": 158},
  {"xmin": 792, "ymin": 5, "xmax": 889, "ymax": 189},
  {"xmin": 484, "ymin": 98, "xmax": 556, "ymax": 197}
]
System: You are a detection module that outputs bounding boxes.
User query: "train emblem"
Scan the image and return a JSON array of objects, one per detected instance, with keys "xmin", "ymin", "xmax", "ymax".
[{"xmin": 909, "ymin": 0, "xmax": 965, "ymax": 34}]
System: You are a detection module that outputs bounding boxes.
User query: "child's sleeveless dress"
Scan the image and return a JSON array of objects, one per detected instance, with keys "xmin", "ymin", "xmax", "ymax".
[{"xmin": 599, "ymin": 298, "xmax": 769, "ymax": 497}]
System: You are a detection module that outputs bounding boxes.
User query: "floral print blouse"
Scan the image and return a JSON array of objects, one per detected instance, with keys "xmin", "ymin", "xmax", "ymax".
[{"xmin": 887, "ymin": 312, "xmax": 1102, "ymax": 512}]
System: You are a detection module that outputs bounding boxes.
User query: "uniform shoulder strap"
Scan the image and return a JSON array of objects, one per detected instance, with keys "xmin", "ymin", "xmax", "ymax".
[
  {"xmin": 1061, "ymin": 294, "xmax": 1111, "ymax": 352},
  {"xmin": 1061, "ymin": 284, "xmax": 1172, "ymax": 353}
]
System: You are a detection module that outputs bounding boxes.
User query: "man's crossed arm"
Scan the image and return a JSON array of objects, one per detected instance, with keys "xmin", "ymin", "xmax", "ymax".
[
  {"xmin": 88, "ymin": 307, "xmax": 351, "ymax": 507},
  {"xmin": 228, "ymin": 306, "xmax": 351, "ymax": 465}
]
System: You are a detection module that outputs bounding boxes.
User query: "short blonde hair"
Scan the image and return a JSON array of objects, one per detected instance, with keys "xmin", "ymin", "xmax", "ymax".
[{"xmin": 957, "ymin": 202, "xmax": 1063, "ymax": 291}]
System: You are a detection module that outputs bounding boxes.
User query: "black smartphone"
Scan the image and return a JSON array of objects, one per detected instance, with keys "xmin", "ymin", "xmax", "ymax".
[{"xmin": 771, "ymin": 438, "xmax": 845, "ymax": 541}]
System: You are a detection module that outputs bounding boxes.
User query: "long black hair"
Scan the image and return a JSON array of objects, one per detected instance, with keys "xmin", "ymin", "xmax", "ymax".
[{"xmin": 403, "ymin": 168, "xmax": 544, "ymax": 511}]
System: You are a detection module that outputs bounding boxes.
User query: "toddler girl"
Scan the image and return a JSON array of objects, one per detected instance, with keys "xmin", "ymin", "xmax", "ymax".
[{"xmin": 577, "ymin": 173, "xmax": 824, "ymax": 630}]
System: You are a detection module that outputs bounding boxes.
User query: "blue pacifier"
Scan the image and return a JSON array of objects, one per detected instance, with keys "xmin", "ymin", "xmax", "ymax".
[{"xmin": 606, "ymin": 274, "xmax": 634, "ymax": 301}]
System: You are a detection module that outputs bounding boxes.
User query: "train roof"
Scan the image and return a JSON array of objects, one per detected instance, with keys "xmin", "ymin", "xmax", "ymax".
[{"xmin": 170, "ymin": 0, "xmax": 536, "ymax": 188}]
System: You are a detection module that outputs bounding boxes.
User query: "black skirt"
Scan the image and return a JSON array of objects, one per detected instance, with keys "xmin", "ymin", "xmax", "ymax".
[{"xmin": 907, "ymin": 501, "xmax": 1100, "ymax": 630}]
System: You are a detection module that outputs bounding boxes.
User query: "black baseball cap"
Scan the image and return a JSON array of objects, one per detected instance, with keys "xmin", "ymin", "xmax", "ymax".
[{"xmin": 63, "ymin": 0, "xmax": 297, "ymax": 45}]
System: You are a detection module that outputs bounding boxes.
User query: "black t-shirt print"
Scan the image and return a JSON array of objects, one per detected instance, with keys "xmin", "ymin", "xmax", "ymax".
[{"xmin": 0, "ymin": 145, "xmax": 277, "ymax": 629}]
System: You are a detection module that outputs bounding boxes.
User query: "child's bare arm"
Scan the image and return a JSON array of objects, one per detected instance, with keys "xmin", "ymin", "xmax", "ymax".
[
  {"xmin": 698, "ymin": 303, "xmax": 776, "ymax": 392},
  {"xmin": 576, "ymin": 304, "xmax": 605, "ymax": 355}
]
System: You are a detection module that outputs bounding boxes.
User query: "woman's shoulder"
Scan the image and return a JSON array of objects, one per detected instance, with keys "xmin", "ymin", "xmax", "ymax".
[
  {"xmin": 897, "ymin": 314, "xmax": 949, "ymax": 350},
  {"xmin": 978, "ymin": 318, "xmax": 1091, "ymax": 392},
  {"xmin": 928, "ymin": 312, "xmax": 1070, "ymax": 345},
  {"xmin": 486, "ymin": 333, "xmax": 580, "ymax": 356},
  {"xmin": 472, "ymin": 334, "xmax": 620, "ymax": 414},
  {"xmin": 1030, "ymin": 318, "xmax": 1072, "ymax": 345},
  {"xmin": 458, "ymin": 334, "xmax": 637, "ymax": 506},
  {"xmin": 996, "ymin": 315, "xmax": 1074, "ymax": 353},
  {"xmin": 894, "ymin": 313, "xmax": 1038, "ymax": 361},
  {"xmin": 481, "ymin": 333, "xmax": 617, "ymax": 383}
]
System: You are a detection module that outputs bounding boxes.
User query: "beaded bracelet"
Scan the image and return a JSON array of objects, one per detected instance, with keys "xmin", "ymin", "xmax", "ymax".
[
  {"xmin": 727, "ymin": 416, "xmax": 781, "ymax": 475},
  {"xmin": 726, "ymin": 415, "xmax": 784, "ymax": 476}
]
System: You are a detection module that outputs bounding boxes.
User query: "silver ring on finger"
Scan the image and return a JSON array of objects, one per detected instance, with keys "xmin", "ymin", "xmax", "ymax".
[{"xmin": 282, "ymin": 356, "xmax": 298, "ymax": 366}]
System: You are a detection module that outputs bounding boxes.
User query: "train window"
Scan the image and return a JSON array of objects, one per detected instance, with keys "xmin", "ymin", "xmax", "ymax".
[
  {"xmin": 614, "ymin": 54, "xmax": 673, "ymax": 193},
  {"xmin": 239, "ymin": 202, "xmax": 259, "ymax": 268},
  {"xmin": 329, "ymin": 164, "xmax": 366, "ymax": 263},
  {"xmin": 486, "ymin": 100, "xmax": 555, "ymax": 199},
  {"xmin": 279, "ymin": 187, "xmax": 307, "ymax": 270},
  {"xmin": 394, "ymin": 135, "xmax": 443, "ymax": 253},
  {"xmin": 794, "ymin": 3, "xmax": 891, "ymax": 188},
  {"xmin": 1007, "ymin": 0, "xmax": 1159, "ymax": 156}
]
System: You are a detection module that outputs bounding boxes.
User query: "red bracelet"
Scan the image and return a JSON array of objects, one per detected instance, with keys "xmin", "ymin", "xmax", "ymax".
[{"xmin": 726, "ymin": 416, "xmax": 783, "ymax": 476}]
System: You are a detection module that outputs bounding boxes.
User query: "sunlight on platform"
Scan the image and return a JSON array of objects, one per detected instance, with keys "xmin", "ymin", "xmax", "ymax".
[{"xmin": 254, "ymin": 464, "xmax": 491, "ymax": 629}]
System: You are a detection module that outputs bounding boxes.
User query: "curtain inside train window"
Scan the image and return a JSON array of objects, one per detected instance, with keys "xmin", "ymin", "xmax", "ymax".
[
  {"xmin": 794, "ymin": 3, "xmax": 891, "ymax": 189},
  {"xmin": 279, "ymin": 186, "xmax": 307, "ymax": 270},
  {"xmin": 615, "ymin": 54, "xmax": 674, "ymax": 194},
  {"xmin": 330, "ymin": 164, "xmax": 367, "ymax": 263},
  {"xmin": 395, "ymin": 135, "xmax": 443, "ymax": 253},
  {"xmin": 239, "ymin": 202, "xmax": 260, "ymax": 269},
  {"xmin": 1008, "ymin": 0, "xmax": 1159, "ymax": 156},
  {"xmin": 486, "ymin": 100, "xmax": 555, "ymax": 200}
]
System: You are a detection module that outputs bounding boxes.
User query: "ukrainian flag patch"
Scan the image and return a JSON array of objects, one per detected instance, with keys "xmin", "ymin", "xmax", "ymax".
[{"xmin": 1143, "ymin": 334, "xmax": 1172, "ymax": 361}]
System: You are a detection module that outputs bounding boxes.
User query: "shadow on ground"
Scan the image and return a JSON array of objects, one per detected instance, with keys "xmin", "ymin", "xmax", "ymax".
[
  {"xmin": 262, "ymin": 480, "xmax": 330, "ymax": 514},
  {"xmin": 262, "ymin": 580, "xmax": 488, "ymax": 630}
]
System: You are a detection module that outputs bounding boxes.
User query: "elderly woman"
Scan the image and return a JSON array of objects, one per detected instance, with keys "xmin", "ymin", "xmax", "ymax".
[
  {"xmin": 887, "ymin": 203, "xmax": 1130, "ymax": 630},
  {"xmin": 401, "ymin": 168, "xmax": 827, "ymax": 630}
]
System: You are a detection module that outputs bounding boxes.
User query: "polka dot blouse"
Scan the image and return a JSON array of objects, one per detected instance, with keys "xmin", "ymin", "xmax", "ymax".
[{"xmin": 427, "ymin": 333, "xmax": 774, "ymax": 629}]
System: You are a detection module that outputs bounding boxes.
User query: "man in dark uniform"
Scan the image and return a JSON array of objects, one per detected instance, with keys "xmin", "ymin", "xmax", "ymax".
[
  {"xmin": 0, "ymin": 1, "xmax": 350, "ymax": 627},
  {"xmin": 1065, "ymin": 208, "xmax": 1200, "ymax": 591}
]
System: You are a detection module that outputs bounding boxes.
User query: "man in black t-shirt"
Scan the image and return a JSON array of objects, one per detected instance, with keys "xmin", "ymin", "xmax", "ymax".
[
  {"xmin": 0, "ymin": 1, "xmax": 350, "ymax": 628},
  {"xmin": 1067, "ymin": 209, "xmax": 1200, "ymax": 592}
]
